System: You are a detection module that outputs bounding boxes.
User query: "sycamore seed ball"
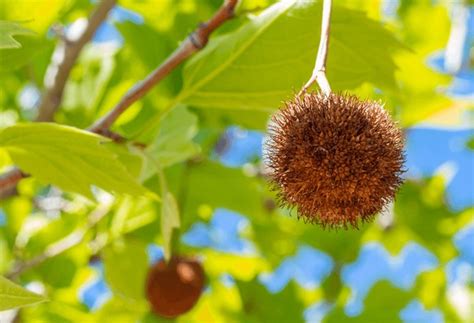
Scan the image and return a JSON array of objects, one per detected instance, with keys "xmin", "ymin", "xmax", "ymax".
[
  {"xmin": 265, "ymin": 92, "xmax": 405, "ymax": 229},
  {"xmin": 145, "ymin": 256, "xmax": 205, "ymax": 318}
]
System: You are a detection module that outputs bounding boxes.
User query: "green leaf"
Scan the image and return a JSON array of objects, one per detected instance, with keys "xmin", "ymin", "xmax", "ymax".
[
  {"xmin": 0, "ymin": 21, "xmax": 44, "ymax": 72},
  {"xmin": 143, "ymin": 146, "xmax": 181, "ymax": 261},
  {"xmin": 143, "ymin": 151, "xmax": 180, "ymax": 261},
  {"xmin": 250, "ymin": 206, "xmax": 366, "ymax": 267},
  {"xmin": 467, "ymin": 135, "xmax": 474, "ymax": 151},
  {"xmin": 0, "ymin": 123, "xmax": 147, "ymax": 199},
  {"xmin": 196, "ymin": 107, "xmax": 272, "ymax": 130},
  {"xmin": 0, "ymin": 35, "xmax": 47, "ymax": 72},
  {"xmin": 391, "ymin": 2, "xmax": 453, "ymax": 126},
  {"xmin": 0, "ymin": 21, "xmax": 35, "ymax": 49},
  {"xmin": 178, "ymin": 0, "xmax": 403, "ymax": 111},
  {"xmin": 0, "ymin": 1, "xmax": 71, "ymax": 34},
  {"xmin": 390, "ymin": 179, "xmax": 460, "ymax": 260},
  {"xmin": 324, "ymin": 281, "xmax": 413, "ymax": 323},
  {"xmin": 109, "ymin": 196, "xmax": 159, "ymax": 240},
  {"xmin": 182, "ymin": 161, "xmax": 266, "ymax": 225},
  {"xmin": 105, "ymin": 142, "xmax": 144, "ymax": 179},
  {"xmin": 36, "ymin": 256, "xmax": 77, "ymax": 289},
  {"xmin": 0, "ymin": 275, "xmax": 46, "ymax": 311},
  {"xmin": 234, "ymin": 279, "xmax": 305, "ymax": 323},
  {"xmin": 119, "ymin": 0, "xmax": 218, "ymax": 36},
  {"xmin": 95, "ymin": 297, "xmax": 148, "ymax": 322},
  {"xmin": 102, "ymin": 239, "xmax": 149, "ymax": 301},
  {"xmin": 144, "ymin": 105, "xmax": 199, "ymax": 174},
  {"xmin": 61, "ymin": 46, "xmax": 118, "ymax": 121}
]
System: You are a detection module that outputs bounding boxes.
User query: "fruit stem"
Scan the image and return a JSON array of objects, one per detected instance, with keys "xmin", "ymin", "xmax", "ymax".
[{"xmin": 299, "ymin": 0, "xmax": 332, "ymax": 96}]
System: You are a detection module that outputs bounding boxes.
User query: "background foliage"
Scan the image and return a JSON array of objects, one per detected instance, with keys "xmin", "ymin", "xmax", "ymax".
[{"xmin": 0, "ymin": 0, "xmax": 473, "ymax": 322}]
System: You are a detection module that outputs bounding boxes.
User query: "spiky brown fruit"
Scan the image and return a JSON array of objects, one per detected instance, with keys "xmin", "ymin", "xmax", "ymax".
[
  {"xmin": 265, "ymin": 92, "xmax": 404, "ymax": 229},
  {"xmin": 145, "ymin": 256, "xmax": 205, "ymax": 318}
]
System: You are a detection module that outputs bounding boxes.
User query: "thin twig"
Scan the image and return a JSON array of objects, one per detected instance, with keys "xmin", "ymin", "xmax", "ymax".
[
  {"xmin": 36, "ymin": 0, "xmax": 117, "ymax": 122},
  {"xmin": 6, "ymin": 204, "xmax": 112, "ymax": 279},
  {"xmin": 0, "ymin": 0, "xmax": 239, "ymax": 199},
  {"xmin": 90, "ymin": 0, "xmax": 238, "ymax": 133},
  {"xmin": 0, "ymin": 169, "xmax": 23, "ymax": 198},
  {"xmin": 299, "ymin": 0, "xmax": 332, "ymax": 96}
]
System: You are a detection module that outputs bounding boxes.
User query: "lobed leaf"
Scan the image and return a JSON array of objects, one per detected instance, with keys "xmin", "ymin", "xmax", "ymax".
[
  {"xmin": 102, "ymin": 239, "xmax": 149, "ymax": 301},
  {"xmin": 179, "ymin": 0, "xmax": 404, "ymax": 111},
  {"xmin": 0, "ymin": 21, "xmax": 35, "ymax": 49},
  {"xmin": 0, "ymin": 123, "xmax": 147, "ymax": 198},
  {"xmin": 142, "ymin": 105, "xmax": 199, "ymax": 180}
]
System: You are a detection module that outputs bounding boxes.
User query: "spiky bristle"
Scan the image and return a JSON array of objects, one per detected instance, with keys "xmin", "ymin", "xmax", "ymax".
[{"xmin": 265, "ymin": 92, "xmax": 405, "ymax": 229}]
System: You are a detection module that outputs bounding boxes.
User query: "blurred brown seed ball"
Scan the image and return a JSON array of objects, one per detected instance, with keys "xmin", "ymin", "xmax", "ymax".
[
  {"xmin": 265, "ymin": 92, "xmax": 405, "ymax": 229},
  {"xmin": 145, "ymin": 256, "xmax": 205, "ymax": 318}
]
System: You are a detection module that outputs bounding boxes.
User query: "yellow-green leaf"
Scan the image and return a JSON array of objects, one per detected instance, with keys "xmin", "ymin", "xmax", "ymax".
[
  {"xmin": 0, "ymin": 123, "xmax": 147, "ymax": 198},
  {"xmin": 0, "ymin": 276, "xmax": 46, "ymax": 311},
  {"xmin": 0, "ymin": 21, "xmax": 34, "ymax": 49}
]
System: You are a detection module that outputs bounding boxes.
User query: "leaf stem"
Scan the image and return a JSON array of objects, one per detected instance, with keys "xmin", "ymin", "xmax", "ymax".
[
  {"xmin": 299, "ymin": 0, "xmax": 332, "ymax": 96},
  {"xmin": 142, "ymin": 151, "xmax": 180, "ymax": 262}
]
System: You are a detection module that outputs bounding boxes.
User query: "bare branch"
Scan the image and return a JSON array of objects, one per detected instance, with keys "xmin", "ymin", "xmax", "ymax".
[
  {"xmin": 6, "ymin": 204, "xmax": 112, "ymax": 279},
  {"xmin": 0, "ymin": 0, "xmax": 239, "ymax": 198},
  {"xmin": 0, "ymin": 169, "xmax": 23, "ymax": 199},
  {"xmin": 36, "ymin": 0, "xmax": 117, "ymax": 121},
  {"xmin": 299, "ymin": 0, "xmax": 332, "ymax": 96},
  {"xmin": 90, "ymin": 0, "xmax": 238, "ymax": 133}
]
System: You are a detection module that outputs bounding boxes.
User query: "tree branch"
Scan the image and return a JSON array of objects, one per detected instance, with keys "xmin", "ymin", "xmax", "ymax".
[
  {"xmin": 90, "ymin": 0, "xmax": 238, "ymax": 134},
  {"xmin": 6, "ymin": 204, "xmax": 112, "ymax": 279},
  {"xmin": 36, "ymin": 0, "xmax": 117, "ymax": 122},
  {"xmin": 0, "ymin": 169, "xmax": 23, "ymax": 198},
  {"xmin": 0, "ymin": 0, "xmax": 239, "ymax": 199},
  {"xmin": 299, "ymin": 0, "xmax": 332, "ymax": 95}
]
